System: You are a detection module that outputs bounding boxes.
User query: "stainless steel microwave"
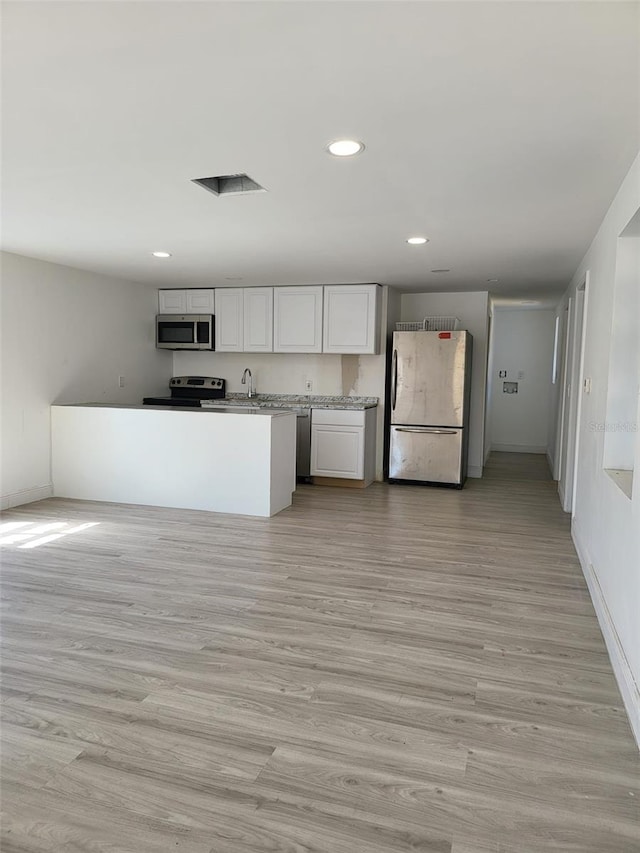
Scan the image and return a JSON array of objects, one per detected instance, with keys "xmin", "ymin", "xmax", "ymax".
[{"xmin": 156, "ymin": 315, "xmax": 215, "ymax": 350}]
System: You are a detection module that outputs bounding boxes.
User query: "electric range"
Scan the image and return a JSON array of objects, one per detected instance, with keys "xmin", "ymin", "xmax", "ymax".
[{"xmin": 143, "ymin": 376, "xmax": 226, "ymax": 408}]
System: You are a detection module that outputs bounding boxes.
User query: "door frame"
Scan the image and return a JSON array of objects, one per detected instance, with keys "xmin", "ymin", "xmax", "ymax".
[
  {"xmin": 554, "ymin": 301, "xmax": 572, "ymax": 483},
  {"xmin": 570, "ymin": 275, "xmax": 590, "ymax": 519},
  {"xmin": 558, "ymin": 271, "xmax": 590, "ymax": 514}
]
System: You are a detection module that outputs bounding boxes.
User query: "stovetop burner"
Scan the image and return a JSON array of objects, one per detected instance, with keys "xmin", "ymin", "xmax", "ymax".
[{"xmin": 143, "ymin": 376, "xmax": 226, "ymax": 408}]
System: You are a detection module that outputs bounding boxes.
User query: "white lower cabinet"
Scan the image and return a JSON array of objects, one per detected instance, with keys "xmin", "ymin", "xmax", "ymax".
[
  {"xmin": 312, "ymin": 424, "xmax": 364, "ymax": 478},
  {"xmin": 310, "ymin": 407, "xmax": 376, "ymax": 485}
]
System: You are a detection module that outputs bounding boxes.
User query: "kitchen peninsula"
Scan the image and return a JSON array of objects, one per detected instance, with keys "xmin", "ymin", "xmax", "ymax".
[{"xmin": 51, "ymin": 403, "xmax": 296, "ymax": 517}]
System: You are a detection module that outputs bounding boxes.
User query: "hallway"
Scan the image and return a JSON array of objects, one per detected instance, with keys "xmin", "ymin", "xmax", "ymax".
[{"xmin": 1, "ymin": 454, "xmax": 638, "ymax": 852}]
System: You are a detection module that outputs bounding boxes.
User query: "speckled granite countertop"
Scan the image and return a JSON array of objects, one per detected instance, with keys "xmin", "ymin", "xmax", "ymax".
[{"xmin": 201, "ymin": 393, "xmax": 379, "ymax": 410}]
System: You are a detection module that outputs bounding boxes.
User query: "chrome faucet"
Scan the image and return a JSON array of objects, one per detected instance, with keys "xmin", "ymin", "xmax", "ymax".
[{"xmin": 241, "ymin": 368, "xmax": 255, "ymax": 398}]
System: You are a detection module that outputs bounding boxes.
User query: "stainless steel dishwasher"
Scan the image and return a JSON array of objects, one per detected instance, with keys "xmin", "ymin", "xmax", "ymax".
[{"xmin": 294, "ymin": 408, "xmax": 311, "ymax": 481}]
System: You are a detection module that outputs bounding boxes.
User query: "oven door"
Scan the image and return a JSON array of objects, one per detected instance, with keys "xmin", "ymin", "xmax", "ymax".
[{"xmin": 156, "ymin": 315, "xmax": 214, "ymax": 350}]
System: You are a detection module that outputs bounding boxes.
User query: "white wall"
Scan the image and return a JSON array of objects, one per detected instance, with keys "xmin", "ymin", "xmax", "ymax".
[
  {"xmin": 488, "ymin": 308, "xmax": 556, "ymax": 453},
  {"xmin": 0, "ymin": 251, "xmax": 172, "ymax": 508},
  {"xmin": 603, "ymin": 218, "xmax": 639, "ymax": 471},
  {"xmin": 547, "ymin": 304, "xmax": 568, "ymax": 478},
  {"xmin": 399, "ymin": 291, "xmax": 489, "ymax": 477},
  {"xmin": 174, "ymin": 287, "xmax": 391, "ymax": 480},
  {"xmin": 561, "ymin": 152, "xmax": 640, "ymax": 746},
  {"xmin": 175, "ymin": 350, "xmax": 344, "ymax": 397}
]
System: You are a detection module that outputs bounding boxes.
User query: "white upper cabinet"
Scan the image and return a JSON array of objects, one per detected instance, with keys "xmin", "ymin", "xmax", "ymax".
[
  {"xmin": 273, "ymin": 286, "xmax": 323, "ymax": 353},
  {"xmin": 161, "ymin": 284, "xmax": 379, "ymax": 353},
  {"xmin": 244, "ymin": 288, "xmax": 274, "ymax": 353},
  {"xmin": 322, "ymin": 284, "xmax": 381, "ymax": 354},
  {"xmin": 186, "ymin": 289, "xmax": 215, "ymax": 313},
  {"xmin": 215, "ymin": 288, "xmax": 244, "ymax": 352},
  {"xmin": 158, "ymin": 289, "xmax": 187, "ymax": 314},
  {"xmin": 158, "ymin": 289, "xmax": 214, "ymax": 314}
]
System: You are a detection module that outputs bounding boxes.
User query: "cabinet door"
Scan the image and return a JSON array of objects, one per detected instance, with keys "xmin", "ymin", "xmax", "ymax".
[
  {"xmin": 158, "ymin": 290, "xmax": 187, "ymax": 314},
  {"xmin": 186, "ymin": 289, "xmax": 215, "ymax": 313},
  {"xmin": 215, "ymin": 288, "xmax": 244, "ymax": 352},
  {"xmin": 273, "ymin": 286, "xmax": 323, "ymax": 353},
  {"xmin": 244, "ymin": 288, "xmax": 273, "ymax": 352},
  {"xmin": 323, "ymin": 284, "xmax": 380, "ymax": 354},
  {"xmin": 311, "ymin": 424, "xmax": 364, "ymax": 478}
]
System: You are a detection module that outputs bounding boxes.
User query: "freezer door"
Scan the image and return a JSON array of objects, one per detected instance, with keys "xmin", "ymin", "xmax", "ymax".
[
  {"xmin": 391, "ymin": 331, "xmax": 468, "ymax": 427},
  {"xmin": 389, "ymin": 425, "xmax": 463, "ymax": 485}
]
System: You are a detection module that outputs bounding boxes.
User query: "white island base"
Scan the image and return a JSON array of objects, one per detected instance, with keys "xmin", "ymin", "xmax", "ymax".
[{"xmin": 51, "ymin": 404, "xmax": 297, "ymax": 517}]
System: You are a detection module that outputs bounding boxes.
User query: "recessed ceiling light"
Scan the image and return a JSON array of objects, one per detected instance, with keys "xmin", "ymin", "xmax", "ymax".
[
  {"xmin": 326, "ymin": 139, "xmax": 365, "ymax": 157},
  {"xmin": 407, "ymin": 237, "xmax": 428, "ymax": 245},
  {"xmin": 520, "ymin": 300, "xmax": 539, "ymax": 305},
  {"xmin": 487, "ymin": 278, "xmax": 499, "ymax": 282},
  {"xmin": 152, "ymin": 251, "xmax": 171, "ymax": 258},
  {"xmin": 431, "ymin": 269, "xmax": 450, "ymax": 273}
]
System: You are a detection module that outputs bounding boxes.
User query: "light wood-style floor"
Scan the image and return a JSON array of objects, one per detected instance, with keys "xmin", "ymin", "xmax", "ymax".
[{"xmin": 1, "ymin": 453, "xmax": 638, "ymax": 852}]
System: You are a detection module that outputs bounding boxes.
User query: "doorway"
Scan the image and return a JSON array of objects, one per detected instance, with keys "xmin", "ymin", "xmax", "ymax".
[{"xmin": 485, "ymin": 307, "xmax": 557, "ymax": 456}]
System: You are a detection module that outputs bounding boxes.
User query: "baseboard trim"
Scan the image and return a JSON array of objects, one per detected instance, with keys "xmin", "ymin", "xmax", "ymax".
[
  {"xmin": 572, "ymin": 518, "xmax": 640, "ymax": 750},
  {"xmin": 491, "ymin": 444, "xmax": 547, "ymax": 454},
  {"xmin": 546, "ymin": 451, "xmax": 555, "ymax": 479},
  {"xmin": 1, "ymin": 484, "xmax": 53, "ymax": 511},
  {"xmin": 468, "ymin": 465, "xmax": 483, "ymax": 479},
  {"xmin": 311, "ymin": 476, "xmax": 371, "ymax": 489},
  {"xmin": 558, "ymin": 480, "xmax": 567, "ymax": 512}
]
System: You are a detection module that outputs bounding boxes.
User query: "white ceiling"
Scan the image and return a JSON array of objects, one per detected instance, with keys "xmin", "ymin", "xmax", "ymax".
[{"xmin": 2, "ymin": 1, "xmax": 638, "ymax": 303}]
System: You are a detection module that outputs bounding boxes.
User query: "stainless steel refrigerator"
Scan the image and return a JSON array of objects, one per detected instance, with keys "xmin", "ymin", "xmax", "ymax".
[{"xmin": 389, "ymin": 330, "xmax": 473, "ymax": 488}]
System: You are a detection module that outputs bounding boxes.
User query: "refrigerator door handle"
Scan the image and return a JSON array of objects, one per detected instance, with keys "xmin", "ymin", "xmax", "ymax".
[
  {"xmin": 391, "ymin": 349, "xmax": 398, "ymax": 410},
  {"xmin": 395, "ymin": 427, "xmax": 458, "ymax": 435}
]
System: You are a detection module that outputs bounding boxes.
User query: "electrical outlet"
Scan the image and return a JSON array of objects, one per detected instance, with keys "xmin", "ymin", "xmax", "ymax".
[
  {"xmin": 118, "ymin": 375, "xmax": 125, "ymax": 388},
  {"xmin": 304, "ymin": 379, "xmax": 313, "ymax": 393},
  {"xmin": 583, "ymin": 377, "xmax": 592, "ymax": 394}
]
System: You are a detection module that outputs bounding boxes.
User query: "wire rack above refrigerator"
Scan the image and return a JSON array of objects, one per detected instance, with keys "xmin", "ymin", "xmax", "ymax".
[{"xmin": 395, "ymin": 317, "xmax": 461, "ymax": 332}]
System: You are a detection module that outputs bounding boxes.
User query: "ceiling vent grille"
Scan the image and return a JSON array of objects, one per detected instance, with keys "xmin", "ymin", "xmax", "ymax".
[{"xmin": 191, "ymin": 173, "xmax": 266, "ymax": 196}]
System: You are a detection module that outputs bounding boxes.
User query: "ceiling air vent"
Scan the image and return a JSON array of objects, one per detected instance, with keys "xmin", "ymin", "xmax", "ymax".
[{"xmin": 191, "ymin": 173, "xmax": 266, "ymax": 196}]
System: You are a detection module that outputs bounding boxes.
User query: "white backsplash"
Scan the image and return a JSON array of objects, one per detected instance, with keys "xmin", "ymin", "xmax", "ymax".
[{"xmin": 173, "ymin": 351, "xmax": 382, "ymax": 399}]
